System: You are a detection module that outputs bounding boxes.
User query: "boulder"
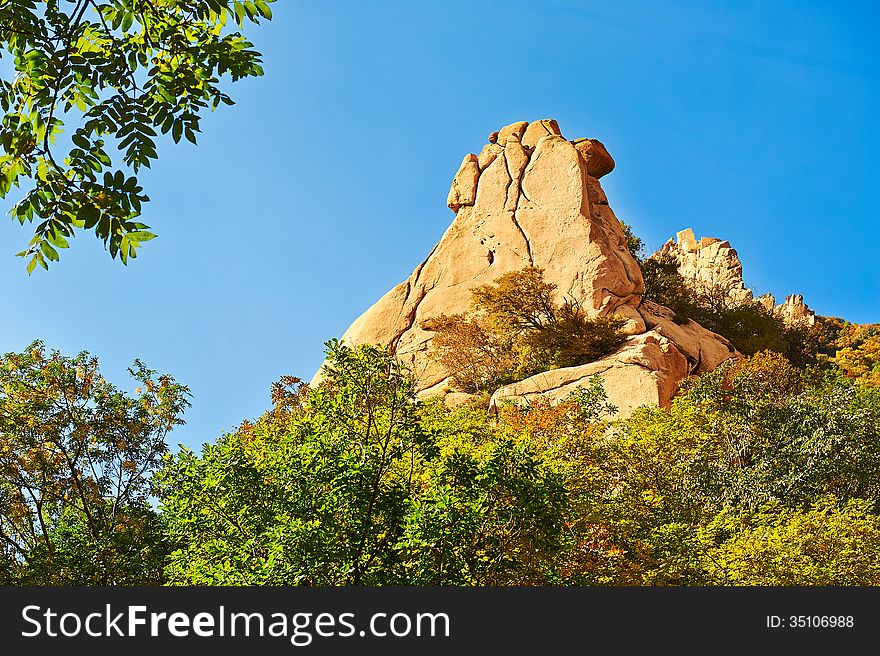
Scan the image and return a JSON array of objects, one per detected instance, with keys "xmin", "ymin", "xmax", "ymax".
[
  {"xmin": 572, "ymin": 138, "xmax": 615, "ymax": 178},
  {"xmin": 446, "ymin": 154, "xmax": 480, "ymax": 212},
  {"xmin": 638, "ymin": 300, "xmax": 736, "ymax": 373},
  {"xmin": 497, "ymin": 121, "xmax": 528, "ymax": 145},
  {"xmin": 489, "ymin": 332, "xmax": 689, "ymax": 419},
  {"xmin": 521, "ymin": 118, "xmax": 562, "ymax": 149}
]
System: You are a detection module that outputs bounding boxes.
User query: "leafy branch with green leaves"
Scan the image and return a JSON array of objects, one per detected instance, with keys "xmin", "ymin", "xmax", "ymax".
[{"xmin": 0, "ymin": 0, "xmax": 274, "ymax": 272}]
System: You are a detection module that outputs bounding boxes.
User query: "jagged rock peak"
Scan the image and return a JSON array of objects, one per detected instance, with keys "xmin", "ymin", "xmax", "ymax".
[
  {"xmin": 657, "ymin": 227, "xmax": 753, "ymax": 304},
  {"xmin": 448, "ymin": 121, "xmax": 616, "ymax": 216},
  {"xmin": 759, "ymin": 293, "xmax": 817, "ymax": 326},
  {"xmin": 658, "ymin": 228, "xmax": 816, "ymax": 327}
]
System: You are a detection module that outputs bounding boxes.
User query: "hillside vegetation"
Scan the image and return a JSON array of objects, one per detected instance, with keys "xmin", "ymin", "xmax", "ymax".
[{"xmin": 2, "ymin": 322, "xmax": 879, "ymax": 584}]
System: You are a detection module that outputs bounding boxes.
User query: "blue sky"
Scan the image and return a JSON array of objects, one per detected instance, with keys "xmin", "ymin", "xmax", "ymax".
[{"xmin": 1, "ymin": 0, "xmax": 878, "ymax": 450}]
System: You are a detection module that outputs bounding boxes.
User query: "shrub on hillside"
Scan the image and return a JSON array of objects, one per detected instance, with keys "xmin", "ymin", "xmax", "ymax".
[
  {"xmin": 427, "ymin": 268, "xmax": 626, "ymax": 393},
  {"xmin": 640, "ymin": 252, "xmax": 696, "ymax": 323}
]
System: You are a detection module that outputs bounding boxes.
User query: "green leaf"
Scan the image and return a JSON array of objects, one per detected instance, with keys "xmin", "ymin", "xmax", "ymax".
[
  {"xmin": 233, "ymin": 1, "xmax": 246, "ymax": 24},
  {"xmin": 79, "ymin": 204, "xmax": 100, "ymax": 229},
  {"xmin": 41, "ymin": 241, "xmax": 59, "ymax": 261},
  {"xmin": 255, "ymin": 0, "xmax": 273, "ymax": 19},
  {"xmin": 1, "ymin": 0, "xmax": 272, "ymax": 268},
  {"xmin": 48, "ymin": 231, "xmax": 69, "ymax": 249}
]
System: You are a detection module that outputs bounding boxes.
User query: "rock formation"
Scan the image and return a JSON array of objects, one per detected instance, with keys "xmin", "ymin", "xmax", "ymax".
[
  {"xmin": 657, "ymin": 228, "xmax": 752, "ymax": 304},
  {"xmin": 315, "ymin": 120, "xmax": 738, "ymax": 417},
  {"xmin": 657, "ymin": 228, "xmax": 817, "ymax": 327},
  {"xmin": 759, "ymin": 293, "xmax": 817, "ymax": 326},
  {"xmin": 490, "ymin": 331, "xmax": 688, "ymax": 418}
]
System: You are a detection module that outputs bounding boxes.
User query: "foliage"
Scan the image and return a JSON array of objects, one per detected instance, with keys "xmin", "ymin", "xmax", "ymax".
[
  {"xmin": 639, "ymin": 252, "xmax": 695, "ymax": 323},
  {"xmin": 833, "ymin": 324, "xmax": 880, "ymax": 386},
  {"xmin": 471, "ymin": 266, "xmax": 558, "ymax": 334},
  {"xmin": 769, "ymin": 317, "xmax": 880, "ymax": 383},
  {"xmin": 158, "ymin": 340, "xmax": 420, "ymax": 585},
  {"xmin": 0, "ymin": 0, "xmax": 273, "ymax": 270},
  {"xmin": 397, "ymin": 434, "xmax": 567, "ymax": 585},
  {"xmin": 428, "ymin": 267, "xmax": 626, "ymax": 393},
  {"xmin": 158, "ymin": 341, "xmax": 571, "ymax": 585},
  {"xmin": 0, "ymin": 340, "xmax": 189, "ymax": 584},
  {"xmin": 620, "ymin": 221, "xmax": 644, "ymax": 260},
  {"xmin": 5, "ymin": 335, "xmax": 875, "ymax": 586},
  {"xmin": 424, "ymin": 314, "xmax": 517, "ymax": 393},
  {"xmin": 588, "ymin": 351, "xmax": 880, "ymax": 583},
  {"xmin": 703, "ymin": 498, "xmax": 880, "ymax": 585},
  {"xmin": 695, "ymin": 299, "xmax": 789, "ymax": 356}
]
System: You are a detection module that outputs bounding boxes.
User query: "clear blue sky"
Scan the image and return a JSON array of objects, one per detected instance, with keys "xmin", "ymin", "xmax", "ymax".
[{"xmin": 2, "ymin": 0, "xmax": 878, "ymax": 450}]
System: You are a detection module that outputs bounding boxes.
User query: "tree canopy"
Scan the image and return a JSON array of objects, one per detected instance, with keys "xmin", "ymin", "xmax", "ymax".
[
  {"xmin": 0, "ymin": 0, "xmax": 274, "ymax": 271},
  {"xmin": 0, "ymin": 341, "xmax": 189, "ymax": 583}
]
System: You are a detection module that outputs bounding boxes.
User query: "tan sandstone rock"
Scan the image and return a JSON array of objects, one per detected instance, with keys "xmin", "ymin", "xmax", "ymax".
[
  {"xmin": 657, "ymin": 227, "xmax": 753, "ymax": 305},
  {"xmin": 497, "ymin": 121, "xmax": 528, "ymax": 145},
  {"xmin": 638, "ymin": 300, "xmax": 736, "ymax": 373},
  {"xmin": 489, "ymin": 332, "xmax": 689, "ymax": 419},
  {"xmin": 776, "ymin": 294, "xmax": 816, "ymax": 326},
  {"xmin": 477, "ymin": 143, "xmax": 502, "ymax": 170},
  {"xmin": 447, "ymin": 154, "xmax": 480, "ymax": 212},
  {"xmin": 656, "ymin": 228, "xmax": 818, "ymax": 327},
  {"xmin": 313, "ymin": 120, "xmax": 737, "ymax": 412},
  {"xmin": 521, "ymin": 119, "xmax": 562, "ymax": 149},
  {"xmin": 572, "ymin": 138, "xmax": 615, "ymax": 178}
]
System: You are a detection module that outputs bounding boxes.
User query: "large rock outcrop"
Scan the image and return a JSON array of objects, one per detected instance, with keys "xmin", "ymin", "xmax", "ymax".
[
  {"xmin": 758, "ymin": 293, "xmax": 816, "ymax": 326},
  {"xmin": 657, "ymin": 228, "xmax": 817, "ymax": 327},
  {"xmin": 315, "ymin": 120, "xmax": 738, "ymax": 417},
  {"xmin": 657, "ymin": 228, "xmax": 752, "ymax": 304}
]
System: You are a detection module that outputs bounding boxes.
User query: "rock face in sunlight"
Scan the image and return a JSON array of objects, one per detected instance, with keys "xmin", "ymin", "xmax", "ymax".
[
  {"xmin": 657, "ymin": 228, "xmax": 754, "ymax": 305},
  {"xmin": 313, "ymin": 119, "xmax": 738, "ymax": 417},
  {"xmin": 659, "ymin": 228, "xmax": 817, "ymax": 327}
]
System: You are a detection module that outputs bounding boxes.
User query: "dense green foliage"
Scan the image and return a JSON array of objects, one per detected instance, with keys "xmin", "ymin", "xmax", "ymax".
[
  {"xmin": 0, "ymin": 341, "xmax": 189, "ymax": 584},
  {"xmin": 0, "ymin": 0, "xmax": 273, "ymax": 270},
  {"xmin": 154, "ymin": 342, "xmax": 880, "ymax": 586},
  {"xmin": 427, "ymin": 267, "xmax": 626, "ymax": 393},
  {"xmin": 591, "ymin": 353, "xmax": 880, "ymax": 584},
  {"xmin": 157, "ymin": 341, "xmax": 570, "ymax": 585},
  {"xmin": 2, "ymin": 336, "xmax": 879, "ymax": 586}
]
